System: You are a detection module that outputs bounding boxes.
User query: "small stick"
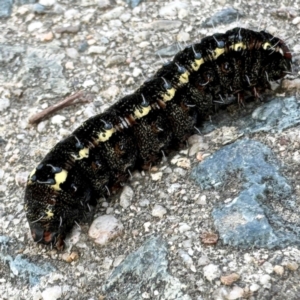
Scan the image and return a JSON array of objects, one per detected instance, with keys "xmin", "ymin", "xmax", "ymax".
[{"xmin": 29, "ymin": 90, "xmax": 90, "ymax": 125}]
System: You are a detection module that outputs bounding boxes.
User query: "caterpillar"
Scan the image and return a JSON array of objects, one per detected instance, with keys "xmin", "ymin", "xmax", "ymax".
[{"xmin": 24, "ymin": 27, "xmax": 292, "ymax": 249}]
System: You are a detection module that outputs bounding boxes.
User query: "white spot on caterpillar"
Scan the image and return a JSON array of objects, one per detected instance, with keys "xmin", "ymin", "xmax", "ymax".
[
  {"xmin": 134, "ymin": 105, "xmax": 152, "ymax": 119},
  {"xmin": 191, "ymin": 58, "xmax": 204, "ymax": 71},
  {"xmin": 262, "ymin": 42, "xmax": 272, "ymax": 50},
  {"xmin": 162, "ymin": 87, "xmax": 176, "ymax": 102},
  {"xmin": 97, "ymin": 127, "xmax": 116, "ymax": 142},
  {"xmin": 179, "ymin": 70, "xmax": 189, "ymax": 84},
  {"xmin": 212, "ymin": 47, "xmax": 225, "ymax": 59},
  {"xmin": 52, "ymin": 169, "xmax": 68, "ymax": 191},
  {"xmin": 230, "ymin": 42, "xmax": 246, "ymax": 51},
  {"xmin": 45, "ymin": 207, "xmax": 54, "ymax": 219},
  {"xmin": 27, "ymin": 168, "xmax": 36, "ymax": 184},
  {"xmin": 72, "ymin": 147, "xmax": 89, "ymax": 160}
]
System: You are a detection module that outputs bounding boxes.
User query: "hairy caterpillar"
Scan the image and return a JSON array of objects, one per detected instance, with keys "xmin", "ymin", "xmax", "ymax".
[{"xmin": 24, "ymin": 28, "xmax": 292, "ymax": 249}]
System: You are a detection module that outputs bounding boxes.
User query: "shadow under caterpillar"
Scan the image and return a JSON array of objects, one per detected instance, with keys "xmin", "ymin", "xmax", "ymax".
[{"xmin": 24, "ymin": 28, "xmax": 292, "ymax": 249}]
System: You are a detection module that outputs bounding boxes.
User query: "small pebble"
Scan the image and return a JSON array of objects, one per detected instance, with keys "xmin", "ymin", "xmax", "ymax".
[
  {"xmin": 195, "ymin": 195, "xmax": 207, "ymax": 205},
  {"xmin": 273, "ymin": 265, "xmax": 284, "ymax": 275},
  {"xmin": 65, "ymin": 61, "xmax": 74, "ymax": 69},
  {"xmin": 263, "ymin": 261, "xmax": 274, "ymax": 274},
  {"xmin": 15, "ymin": 171, "xmax": 29, "ymax": 187},
  {"xmin": 101, "ymin": 7, "xmax": 124, "ymax": 20},
  {"xmin": 292, "ymin": 16, "xmax": 300, "ymax": 25},
  {"xmin": 132, "ymin": 67, "xmax": 142, "ymax": 77},
  {"xmin": 55, "ymin": 25, "xmax": 80, "ymax": 33},
  {"xmin": 220, "ymin": 273, "xmax": 240, "ymax": 285},
  {"xmin": 259, "ymin": 274, "xmax": 271, "ymax": 286},
  {"xmin": 39, "ymin": 31, "xmax": 54, "ymax": 41},
  {"xmin": 178, "ymin": 249, "xmax": 193, "ymax": 267},
  {"xmin": 0, "ymin": 98, "xmax": 10, "ymax": 112},
  {"xmin": 250, "ymin": 283, "xmax": 260, "ymax": 292},
  {"xmin": 105, "ymin": 55, "xmax": 126, "ymax": 68},
  {"xmin": 31, "ymin": 3, "xmax": 47, "ymax": 14},
  {"xmin": 226, "ymin": 286, "xmax": 244, "ymax": 300},
  {"xmin": 78, "ymin": 41, "xmax": 89, "ymax": 52},
  {"xmin": 51, "ymin": 115, "xmax": 66, "ymax": 125},
  {"xmin": 28, "ymin": 21, "xmax": 43, "ymax": 32},
  {"xmin": 178, "ymin": 8, "xmax": 188, "ymax": 19},
  {"xmin": 148, "ymin": 20, "xmax": 182, "ymax": 31},
  {"xmin": 41, "ymin": 286, "xmax": 62, "ymax": 300},
  {"xmin": 177, "ymin": 32, "xmax": 190, "ymax": 42},
  {"xmin": 198, "ymin": 255, "xmax": 210, "ymax": 266},
  {"xmin": 88, "ymin": 46, "xmax": 107, "ymax": 54},
  {"xmin": 143, "ymin": 221, "xmax": 151, "ymax": 232},
  {"xmin": 40, "ymin": 0, "xmax": 56, "ymax": 5},
  {"xmin": 102, "ymin": 257, "xmax": 113, "ymax": 270},
  {"xmin": 151, "ymin": 171, "xmax": 163, "ymax": 181},
  {"xmin": 82, "ymin": 79, "xmax": 95, "ymax": 87},
  {"xmin": 88, "ymin": 215, "xmax": 124, "ymax": 245},
  {"xmin": 139, "ymin": 199, "xmax": 150, "ymax": 207},
  {"xmin": 62, "ymin": 251, "xmax": 79, "ymax": 263},
  {"xmin": 113, "ymin": 255, "xmax": 125, "ymax": 267},
  {"xmin": 66, "ymin": 48, "xmax": 79, "ymax": 59},
  {"xmin": 98, "ymin": 0, "xmax": 112, "ymax": 9},
  {"xmin": 120, "ymin": 186, "xmax": 134, "ymax": 209},
  {"xmin": 203, "ymin": 264, "xmax": 221, "ymax": 282},
  {"xmin": 152, "ymin": 204, "xmax": 167, "ymax": 218},
  {"xmin": 286, "ymin": 261, "xmax": 299, "ymax": 271},
  {"xmin": 178, "ymin": 223, "xmax": 191, "ymax": 233}
]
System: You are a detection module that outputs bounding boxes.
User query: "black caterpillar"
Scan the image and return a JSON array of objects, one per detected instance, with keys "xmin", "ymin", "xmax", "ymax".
[{"xmin": 24, "ymin": 28, "xmax": 292, "ymax": 249}]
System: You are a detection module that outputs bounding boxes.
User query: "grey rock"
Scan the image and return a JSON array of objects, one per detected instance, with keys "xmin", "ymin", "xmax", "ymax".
[
  {"xmin": 66, "ymin": 47, "xmax": 79, "ymax": 59},
  {"xmin": 149, "ymin": 20, "xmax": 182, "ymax": 31},
  {"xmin": 243, "ymin": 96, "xmax": 300, "ymax": 133},
  {"xmin": 201, "ymin": 97, "xmax": 300, "ymax": 135},
  {"xmin": 30, "ymin": 3, "xmax": 47, "ymax": 14},
  {"xmin": 156, "ymin": 44, "xmax": 181, "ymax": 57},
  {"xmin": 15, "ymin": 0, "xmax": 37, "ymax": 4},
  {"xmin": 103, "ymin": 236, "xmax": 191, "ymax": 300},
  {"xmin": 0, "ymin": 44, "xmax": 69, "ymax": 103},
  {"xmin": 78, "ymin": 41, "xmax": 89, "ymax": 53},
  {"xmin": 0, "ymin": 0, "xmax": 13, "ymax": 18},
  {"xmin": 125, "ymin": 0, "xmax": 143, "ymax": 8},
  {"xmin": 55, "ymin": 25, "xmax": 81, "ymax": 34},
  {"xmin": 191, "ymin": 139, "xmax": 300, "ymax": 248},
  {"xmin": 101, "ymin": 7, "xmax": 124, "ymax": 20},
  {"xmin": 0, "ymin": 235, "xmax": 9, "ymax": 246},
  {"xmin": 202, "ymin": 7, "xmax": 243, "ymax": 27},
  {"xmin": 0, "ymin": 137, "xmax": 7, "ymax": 146},
  {"xmin": 105, "ymin": 55, "xmax": 126, "ymax": 68},
  {"xmin": 0, "ymin": 237, "xmax": 55, "ymax": 286},
  {"xmin": 120, "ymin": 186, "xmax": 134, "ymax": 209},
  {"xmin": 0, "ymin": 98, "xmax": 10, "ymax": 112}
]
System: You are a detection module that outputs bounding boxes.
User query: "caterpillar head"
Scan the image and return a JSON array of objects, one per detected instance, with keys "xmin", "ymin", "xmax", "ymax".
[{"xmin": 25, "ymin": 162, "xmax": 94, "ymax": 249}]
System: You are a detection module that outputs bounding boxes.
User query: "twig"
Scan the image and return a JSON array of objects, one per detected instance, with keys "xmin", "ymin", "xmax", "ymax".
[{"xmin": 29, "ymin": 90, "xmax": 90, "ymax": 125}]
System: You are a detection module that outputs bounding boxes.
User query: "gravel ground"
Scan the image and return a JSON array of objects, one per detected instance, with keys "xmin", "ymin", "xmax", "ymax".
[{"xmin": 1, "ymin": 0, "xmax": 300, "ymax": 299}]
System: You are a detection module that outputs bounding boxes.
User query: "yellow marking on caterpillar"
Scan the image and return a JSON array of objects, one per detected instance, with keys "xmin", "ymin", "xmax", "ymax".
[
  {"xmin": 44, "ymin": 208, "xmax": 54, "ymax": 219},
  {"xmin": 262, "ymin": 42, "xmax": 272, "ymax": 50},
  {"xmin": 191, "ymin": 58, "xmax": 204, "ymax": 71},
  {"xmin": 162, "ymin": 87, "xmax": 176, "ymax": 102},
  {"xmin": 134, "ymin": 105, "xmax": 152, "ymax": 119},
  {"xmin": 179, "ymin": 70, "xmax": 189, "ymax": 84},
  {"xmin": 212, "ymin": 47, "xmax": 225, "ymax": 59},
  {"xmin": 52, "ymin": 169, "xmax": 68, "ymax": 191},
  {"xmin": 72, "ymin": 147, "xmax": 89, "ymax": 160},
  {"xmin": 27, "ymin": 168, "xmax": 36, "ymax": 184},
  {"xmin": 97, "ymin": 127, "xmax": 116, "ymax": 142},
  {"xmin": 230, "ymin": 42, "xmax": 247, "ymax": 51}
]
